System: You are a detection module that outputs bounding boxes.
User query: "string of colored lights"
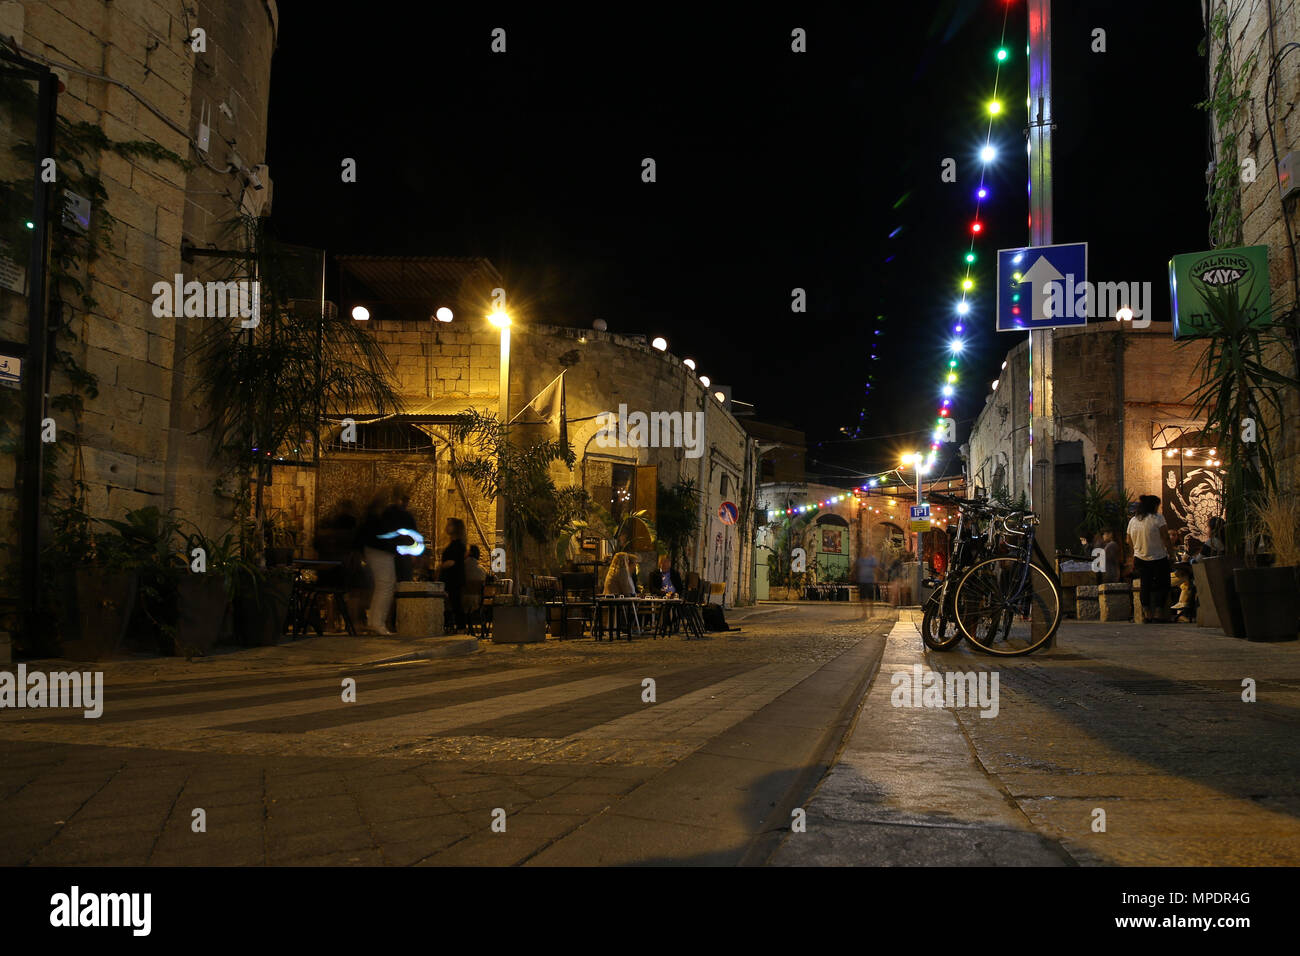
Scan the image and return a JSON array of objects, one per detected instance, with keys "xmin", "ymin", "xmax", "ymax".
[
  {"xmin": 763, "ymin": 469, "xmax": 954, "ymax": 526},
  {"xmin": 925, "ymin": 3, "xmax": 1016, "ymax": 472}
]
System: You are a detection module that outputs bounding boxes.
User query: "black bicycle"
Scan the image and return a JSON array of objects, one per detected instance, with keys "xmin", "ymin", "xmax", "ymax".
[
  {"xmin": 921, "ymin": 493, "xmax": 995, "ymax": 651},
  {"xmin": 922, "ymin": 493, "xmax": 1062, "ymax": 656}
]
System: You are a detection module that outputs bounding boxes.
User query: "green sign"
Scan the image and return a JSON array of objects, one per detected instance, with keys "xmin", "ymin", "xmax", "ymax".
[{"xmin": 1168, "ymin": 245, "xmax": 1271, "ymax": 340}]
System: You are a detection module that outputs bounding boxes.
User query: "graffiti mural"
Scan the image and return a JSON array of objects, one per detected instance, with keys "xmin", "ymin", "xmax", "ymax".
[{"xmin": 1163, "ymin": 465, "xmax": 1223, "ymax": 542}]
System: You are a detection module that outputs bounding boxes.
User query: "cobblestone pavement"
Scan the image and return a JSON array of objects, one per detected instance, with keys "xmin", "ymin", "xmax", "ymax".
[
  {"xmin": 0, "ymin": 603, "xmax": 891, "ymax": 866},
  {"xmin": 773, "ymin": 612, "xmax": 1300, "ymax": 866}
]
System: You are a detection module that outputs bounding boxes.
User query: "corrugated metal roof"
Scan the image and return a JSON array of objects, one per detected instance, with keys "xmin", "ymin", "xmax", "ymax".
[{"xmin": 336, "ymin": 256, "xmax": 503, "ymax": 304}]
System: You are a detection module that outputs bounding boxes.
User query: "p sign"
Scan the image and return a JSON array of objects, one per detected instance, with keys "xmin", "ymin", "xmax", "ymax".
[{"xmin": 718, "ymin": 501, "xmax": 738, "ymax": 525}]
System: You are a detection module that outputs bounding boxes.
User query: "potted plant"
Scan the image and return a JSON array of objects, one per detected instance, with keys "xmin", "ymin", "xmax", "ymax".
[
  {"xmin": 176, "ymin": 527, "xmax": 260, "ymax": 657},
  {"xmin": 42, "ymin": 499, "xmax": 140, "ymax": 661},
  {"xmin": 1181, "ymin": 283, "xmax": 1300, "ymax": 637},
  {"xmin": 233, "ymin": 565, "xmax": 294, "ymax": 646},
  {"xmin": 97, "ymin": 507, "xmax": 187, "ymax": 655},
  {"xmin": 1232, "ymin": 492, "xmax": 1300, "ymax": 641},
  {"xmin": 490, "ymin": 591, "xmax": 547, "ymax": 643},
  {"xmin": 262, "ymin": 510, "xmax": 298, "ymax": 567}
]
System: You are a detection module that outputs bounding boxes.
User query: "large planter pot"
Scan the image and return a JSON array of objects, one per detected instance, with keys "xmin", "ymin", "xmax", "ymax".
[
  {"xmin": 1191, "ymin": 560, "xmax": 1220, "ymax": 629},
  {"xmin": 174, "ymin": 577, "xmax": 230, "ymax": 657},
  {"xmin": 1199, "ymin": 555, "xmax": 1247, "ymax": 638},
  {"xmin": 234, "ymin": 575, "xmax": 293, "ymax": 646},
  {"xmin": 58, "ymin": 569, "xmax": 138, "ymax": 661},
  {"xmin": 491, "ymin": 605, "xmax": 546, "ymax": 643},
  {"xmin": 1232, "ymin": 566, "xmax": 1300, "ymax": 642}
]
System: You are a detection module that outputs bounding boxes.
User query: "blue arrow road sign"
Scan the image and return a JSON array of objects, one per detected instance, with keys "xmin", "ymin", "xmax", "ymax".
[{"xmin": 996, "ymin": 242, "xmax": 1088, "ymax": 332}]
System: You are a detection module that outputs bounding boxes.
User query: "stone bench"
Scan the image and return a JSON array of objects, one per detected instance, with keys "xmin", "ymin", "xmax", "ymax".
[
  {"xmin": 1099, "ymin": 582, "xmax": 1133, "ymax": 622},
  {"xmin": 1076, "ymin": 585, "xmax": 1100, "ymax": 620}
]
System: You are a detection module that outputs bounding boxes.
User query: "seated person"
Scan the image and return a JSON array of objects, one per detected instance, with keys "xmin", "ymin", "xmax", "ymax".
[
  {"xmin": 603, "ymin": 553, "xmax": 636, "ymax": 596},
  {"xmin": 649, "ymin": 554, "xmax": 684, "ymax": 596}
]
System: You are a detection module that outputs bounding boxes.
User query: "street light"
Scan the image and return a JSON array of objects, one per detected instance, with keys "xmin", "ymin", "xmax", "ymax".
[
  {"xmin": 435, "ymin": 307, "xmax": 453, "ymax": 322},
  {"xmin": 351, "ymin": 305, "xmax": 370, "ymax": 321}
]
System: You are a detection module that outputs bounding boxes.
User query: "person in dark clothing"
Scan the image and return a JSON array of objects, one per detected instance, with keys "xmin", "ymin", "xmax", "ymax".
[
  {"xmin": 358, "ymin": 490, "xmax": 417, "ymax": 634},
  {"xmin": 439, "ymin": 517, "xmax": 468, "ymax": 632},
  {"xmin": 649, "ymin": 554, "xmax": 684, "ymax": 597},
  {"xmin": 313, "ymin": 499, "xmax": 361, "ymax": 631},
  {"xmin": 383, "ymin": 488, "xmax": 419, "ymax": 583}
]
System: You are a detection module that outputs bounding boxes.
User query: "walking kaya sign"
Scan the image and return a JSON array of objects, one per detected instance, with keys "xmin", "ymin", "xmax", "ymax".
[{"xmin": 1168, "ymin": 244, "xmax": 1271, "ymax": 340}]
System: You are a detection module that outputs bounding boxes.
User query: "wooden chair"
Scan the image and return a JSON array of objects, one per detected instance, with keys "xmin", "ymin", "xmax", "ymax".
[{"xmin": 560, "ymin": 572, "xmax": 596, "ymax": 638}]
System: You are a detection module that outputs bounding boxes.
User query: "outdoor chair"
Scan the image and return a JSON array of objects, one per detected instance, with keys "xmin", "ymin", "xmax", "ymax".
[{"xmin": 560, "ymin": 572, "xmax": 597, "ymax": 638}]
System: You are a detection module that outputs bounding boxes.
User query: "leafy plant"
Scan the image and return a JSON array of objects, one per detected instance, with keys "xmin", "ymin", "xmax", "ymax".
[
  {"xmin": 98, "ymin": 507, "xmax": 188, "ymax": 650},
  {"xmin": 1197, "ymin": 5, "xmax": 1256, "ymax": 248},
  {"xmin": 1076, "ymin": 478, "xmax": 1131, "ymax": 541},
  {"xmin": 1252, "ymin": 491, "xmax": 1300, "ymax": 568},
  {"xmin": 190, "ymin": 215, "xmax": 401, "ymax": 531},
  {"xmin": 654, "ymin": 478, "xmax": 701, "ymax": 569},
  {"xmin": 1180, "ymin": 285, "xmax": 1300, "ymax": 551},
  {"xmin": 450, "ymin": 409, "xmax": 579, "ymax": 572}
]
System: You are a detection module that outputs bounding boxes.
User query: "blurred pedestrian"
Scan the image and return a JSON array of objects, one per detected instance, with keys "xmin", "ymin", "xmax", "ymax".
[{"xmin": 854, "ymin": 547, "xmax": 879, "ymax": 619}]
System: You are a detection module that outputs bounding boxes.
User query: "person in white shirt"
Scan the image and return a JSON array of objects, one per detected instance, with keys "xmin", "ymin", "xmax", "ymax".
[{"xmin": 1127, "ymin": 494, "xmax": 1173, "ymax": 623}]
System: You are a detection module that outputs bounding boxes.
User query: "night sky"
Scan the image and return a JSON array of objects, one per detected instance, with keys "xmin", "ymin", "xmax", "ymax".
[{"xmin": 265, "ymin": 2, "xmax": 1206, "ymax": 484}]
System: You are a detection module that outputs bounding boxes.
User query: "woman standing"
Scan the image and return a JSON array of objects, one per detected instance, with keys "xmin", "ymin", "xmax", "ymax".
[
  {"xmin": 1127, "ymin": 494, "xmax": 1173, "ymax": 623},
  {"xmin": 439, "ymin": 518, "xmax": 468, "ymax": 633}
]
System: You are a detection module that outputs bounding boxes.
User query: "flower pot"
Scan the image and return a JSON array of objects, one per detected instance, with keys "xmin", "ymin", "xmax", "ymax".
[
  {"xmin": 1190, "ymin": 560, "xmax": 1220, "ymax": 629},
  {"xmin": 1232, "ymin": 566, "xmax": 1299, "ymax": 642},
  {"xmin": 234, "ymin": 575, "xmax": 293, "ymax": 646},
  {"xmin": 491, "ymin": 605, "xmax": 546, "ymax": 643},
  {"xmin": 174, "ymin": 577, "xmax": 230, "ymax": 656},
  {"xmin": 1198, "ymin": 555, "xmax": 1247, "ymax": 638},
  {"xmin": 58, "ymin": 569, "xmax": 138, "ymax": 661}
]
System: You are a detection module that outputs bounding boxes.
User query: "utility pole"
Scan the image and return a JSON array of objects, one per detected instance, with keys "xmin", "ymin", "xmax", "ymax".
[
  {"xmin": 1027, "ymin": 0, "xmax": 1056, "ymax": 645},
  {"xmin": 1027, "ymin": 0, "xmax": 1055, "ymax": 558}
]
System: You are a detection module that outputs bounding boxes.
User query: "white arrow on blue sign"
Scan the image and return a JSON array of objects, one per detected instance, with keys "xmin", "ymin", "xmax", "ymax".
[{"xmin": 996, "ymin": 242, "xmax": 1088, "ymax": 332}]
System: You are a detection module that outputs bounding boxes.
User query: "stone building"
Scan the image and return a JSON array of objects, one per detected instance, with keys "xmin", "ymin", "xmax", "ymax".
[
  {"xmin": 966, "ymin": 323, "xmax": 1213, "ymax": 547},
  {"xmin": 1204, "ymin": 0, "xmax": 1300, "ymax": 491},
  {"xmin": 268, "ymin": 256, "xmax": 759, "ymax": 606},
  {"xmin": 0, "ymin": 1, "xmax": 278, "ymax": 543}
]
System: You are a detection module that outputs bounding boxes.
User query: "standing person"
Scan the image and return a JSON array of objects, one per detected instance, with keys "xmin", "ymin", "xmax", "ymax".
[
  {"xmin": 1100, "ymin": 529, "xmax": 1122, "ymax": 583},
  {"xmin": 359, "ymin": 494, "xmax": 400, "ymax": 635},
  {"xmin": 438, "ymin": 518, "xmax": 468, "ymax": 633},
  {"xmin": 383, "ymin": 486, "xmax": 419, "ymax": 584},
  {"xmin": 1127, "ymin": 494, "xmax": 1173, "ymax": 623},
  {"xmin": 313, "ymin": 499, "xmax": 360, "ymax": 632},
  {"xmin": 854, "ymin": 546, "xmax": 880, "ymax": 619}
]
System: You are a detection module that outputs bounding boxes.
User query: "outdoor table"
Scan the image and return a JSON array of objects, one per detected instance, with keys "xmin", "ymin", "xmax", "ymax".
[
  {"xmin": 593, "ymin": 596, "xmax": 640, "ymax": 641},
  {"xmin": 286, "ymin": 560, "xmax": 343, "ymax": 638}
]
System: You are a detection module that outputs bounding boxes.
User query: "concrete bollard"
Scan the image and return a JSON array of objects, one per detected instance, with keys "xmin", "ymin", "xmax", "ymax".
[
  {"xmin": 395, "ymin": 582, "xmax": 445, "ymax": 637},
  {"xmin": 1076, "ymin": 585, "xmax": 1100, "ymax": 620},
  {"xmin": 1099, "ymin": 582, "xmax": 1133, "ymax": 622}
]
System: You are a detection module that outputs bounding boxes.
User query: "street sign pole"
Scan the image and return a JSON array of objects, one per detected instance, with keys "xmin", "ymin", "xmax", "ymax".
[{"xmin": 1028, "ymin": 0, "xmax": 1055, "ymax": 644}]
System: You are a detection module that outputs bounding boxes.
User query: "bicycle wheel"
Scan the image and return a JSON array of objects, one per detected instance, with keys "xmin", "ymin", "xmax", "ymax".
[
  {"xmin": 953, "ymin": 557, "xmax": 1060, "ymax": 655},
  {"xmin": 921, "ymin": 590, "xmax": 962, "ymax": 650}
]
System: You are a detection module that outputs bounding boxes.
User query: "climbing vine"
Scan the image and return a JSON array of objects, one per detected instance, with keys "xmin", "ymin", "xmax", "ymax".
[{"xmin": 1197, "ymin": 3, "xmax": 1258, "ymax": 249}]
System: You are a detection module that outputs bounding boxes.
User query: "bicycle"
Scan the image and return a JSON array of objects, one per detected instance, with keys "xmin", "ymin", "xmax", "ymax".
[
  {"xmin": 921, "ymin": 494, "xmax": 1062, "ymax": 656},
  {"xmin": 920, "ymin": 493, "xmax": 997, "ymax": 651}
]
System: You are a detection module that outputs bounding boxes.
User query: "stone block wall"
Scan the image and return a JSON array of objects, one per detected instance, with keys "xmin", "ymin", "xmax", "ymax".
[{"xmin": 1, "ymin": 0, "xmax": 278, "ymax": 556}]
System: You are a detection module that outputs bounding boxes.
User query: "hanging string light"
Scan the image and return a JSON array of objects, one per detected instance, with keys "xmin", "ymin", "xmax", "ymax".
[{"xmin": 922, "ymin": 4, "xmax": 1017, "ymax": 470}]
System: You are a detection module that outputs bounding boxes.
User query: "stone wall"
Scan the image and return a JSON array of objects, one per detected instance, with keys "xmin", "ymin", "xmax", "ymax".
[
  {"xmin": 324, "ymin": 318, "xmax": 757, "ymax": 604},
  {"xmin": 2, "ymin": 0, "xmax": 278, "ymax": 546},
  {"xmin": 1208, "ymin": 0, "xmax": 1300, "ymax": 491},
  {"xmin": 967, "ymin": 323, "xmax": 1209, "ymax": 516}
]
